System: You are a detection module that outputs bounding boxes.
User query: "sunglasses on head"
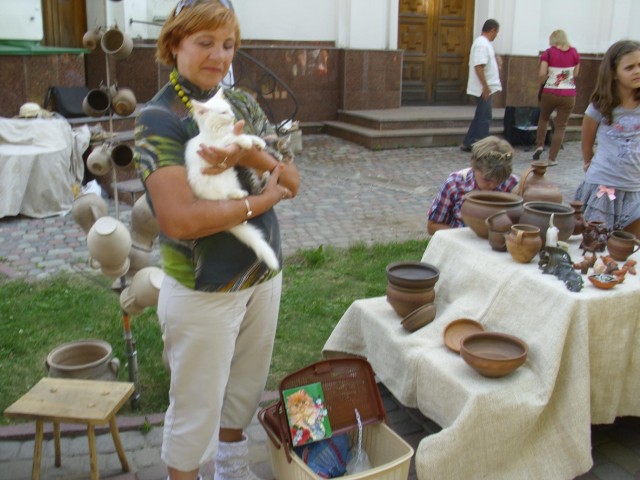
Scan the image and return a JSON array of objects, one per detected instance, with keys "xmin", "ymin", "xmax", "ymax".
[{"xmin": 175, "ymin": 0, "xmax": 232, "ymax": 17}]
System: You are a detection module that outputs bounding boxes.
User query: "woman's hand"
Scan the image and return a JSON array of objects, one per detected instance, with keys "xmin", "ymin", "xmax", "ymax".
[{"xmin": 197, "ymin": 120, "xmax": 247, "ymax": 174}]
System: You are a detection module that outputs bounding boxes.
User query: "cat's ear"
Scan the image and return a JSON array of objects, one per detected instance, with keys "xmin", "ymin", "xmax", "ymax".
[
  {"xmin": 214, "ymin": 88, "xmax": 225, "ymax": 100},
  {"xmin": 190, "ymin": 99, "xmax": 205, "ymax": 115}
]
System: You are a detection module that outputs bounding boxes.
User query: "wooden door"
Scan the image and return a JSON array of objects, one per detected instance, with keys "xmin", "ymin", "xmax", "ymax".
[
  {"xmin": 398, "ymin": 0, "xmax": 474, "ymax": 105},
  {"xmin": 41, "ymin": 0, "xmax": 87, "ymax": 48}
]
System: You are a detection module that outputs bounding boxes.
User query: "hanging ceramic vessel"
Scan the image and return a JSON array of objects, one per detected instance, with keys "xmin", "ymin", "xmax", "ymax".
[{"xmin": 516, "ymin": 161, "xmax": 563, "ymax": 204}]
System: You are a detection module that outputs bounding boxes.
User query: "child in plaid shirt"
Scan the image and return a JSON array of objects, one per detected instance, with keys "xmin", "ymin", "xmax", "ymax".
[{"xmin": 427, "ymin": 136, "xmax": 519, "ymax": 235}]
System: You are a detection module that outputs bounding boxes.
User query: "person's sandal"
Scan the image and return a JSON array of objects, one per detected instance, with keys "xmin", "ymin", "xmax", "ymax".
[
  {"xmin": 548, "ymin": 159, "xmax": 558, "ymax": 166},
  {"xmin": 532, "ymin": 147, "xmax": 544, "ymax": 160}
]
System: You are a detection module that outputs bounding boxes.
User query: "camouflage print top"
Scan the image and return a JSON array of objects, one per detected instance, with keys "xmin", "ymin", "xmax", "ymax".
[{"xmin": 134, "ymin": 72, "xmax": 281, "ymax": 292}]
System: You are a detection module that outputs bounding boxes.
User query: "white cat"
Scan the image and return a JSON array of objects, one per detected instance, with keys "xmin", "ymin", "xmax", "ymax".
[{"xmin": 185, "ymin": 89, "xmax": 279, "ymax": 271}]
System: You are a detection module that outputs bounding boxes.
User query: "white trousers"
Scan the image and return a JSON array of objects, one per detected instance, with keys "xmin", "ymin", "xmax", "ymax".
[{"xmin": 158, "ymin": 273, "xmax": 282, "ymax": 471}]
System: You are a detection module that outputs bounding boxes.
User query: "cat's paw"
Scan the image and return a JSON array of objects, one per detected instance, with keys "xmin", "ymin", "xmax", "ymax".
[
  {"xmin": 253, "ymin": 137, "xmax": 266, "ymax": 150},
  {"xmin": 228, "ymin": 189, "xmax": 249, "ymax": 199}
]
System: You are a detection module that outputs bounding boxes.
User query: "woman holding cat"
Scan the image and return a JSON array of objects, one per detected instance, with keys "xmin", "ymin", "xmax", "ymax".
[{"xmin": 134, "ymin": 2, "xmax": 299, "ymax": 480}]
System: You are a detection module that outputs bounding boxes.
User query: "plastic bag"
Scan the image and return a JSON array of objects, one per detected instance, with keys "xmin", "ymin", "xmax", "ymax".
[{"xmin": 346, "ymin": 408, "xmax": 371, "ymax": 474}]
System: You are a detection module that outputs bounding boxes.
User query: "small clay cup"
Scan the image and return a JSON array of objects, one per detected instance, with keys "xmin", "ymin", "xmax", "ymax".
[
  {"xmin": 82, "ymin": 27, "xmax": 103, "ymax": 50},
  {"xmin": 112, "ymin": 87, "xmax": 137, "ymax": 116},
  {"xmin": 111, "ymin": 143, "xmax": 134, "ymax": 168},
  {"xmin": 487, "ymin": 228, "xmax": 507, "ymax": 252},
  {"xmin": 505, "ymin": 224, "xmax": 542, "ymax": 263},
  {"xmin": 83, "ymin": 87, "xmax": 111, "ymax": 117},
  {"xmin": 101, "ymin": 27, "xmax": 133, "ymax": 59},
  {"xmin": 86, "ymin": 144, "xmax": 113, "ymax": 176}
]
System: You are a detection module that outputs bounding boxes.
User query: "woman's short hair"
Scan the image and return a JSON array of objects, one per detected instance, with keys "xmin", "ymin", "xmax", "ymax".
[
  {"xmin": 471, "ymin": 136, "xmax": 514, "ymax": 184},
  {"xmin": 156, "ymin": 1, "xmax": 240, "ymax": 67},
  {"xmin": 549, "ymin": 30, "xmax": 570, "ymax": 49}
]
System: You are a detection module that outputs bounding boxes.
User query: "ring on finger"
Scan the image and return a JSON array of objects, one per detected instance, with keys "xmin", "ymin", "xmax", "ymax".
[{"xmin": 217, "ymin": 157, "xmax": 228, "ymax": 169}]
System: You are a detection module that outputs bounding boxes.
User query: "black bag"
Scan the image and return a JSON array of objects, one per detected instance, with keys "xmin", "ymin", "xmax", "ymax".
[
  {"xmin": 44, "ymin": 86, "xmax": 89, "ymax": 118},
  {"xmin": 503, "ymin": 106, "xmax": 540, "ymax": 146}
]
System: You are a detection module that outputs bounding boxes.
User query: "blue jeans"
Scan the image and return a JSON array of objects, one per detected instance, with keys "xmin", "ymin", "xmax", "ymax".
[{"xmin": 463, "ymin": 94, "xmax": 493, "ymax": 147}]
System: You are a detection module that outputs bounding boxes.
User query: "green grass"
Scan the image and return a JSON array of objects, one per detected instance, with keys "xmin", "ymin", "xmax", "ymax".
[{"xmin": 0, "ymin": 240, "xmax": 427, "ymax": 425}]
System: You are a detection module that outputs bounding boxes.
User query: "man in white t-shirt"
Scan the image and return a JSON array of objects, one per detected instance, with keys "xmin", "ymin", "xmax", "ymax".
[{"xmin": 461, "ymin": 19, "xmax": 502, "ymax": 152}]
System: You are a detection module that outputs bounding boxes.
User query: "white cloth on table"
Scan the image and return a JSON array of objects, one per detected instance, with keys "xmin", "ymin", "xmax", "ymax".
[
  {"xmin": 0, "ymin": 118, "xmax": 89, "ymax": 219},
  {"xmin": 323, "ymin": 227, "xmax": 640, "ymax": 480}
]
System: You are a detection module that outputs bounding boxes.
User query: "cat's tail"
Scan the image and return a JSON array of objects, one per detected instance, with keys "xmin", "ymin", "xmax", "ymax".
[{"xmin": 229, "ymin": 223, "xmax": 280, "ymax": 271}]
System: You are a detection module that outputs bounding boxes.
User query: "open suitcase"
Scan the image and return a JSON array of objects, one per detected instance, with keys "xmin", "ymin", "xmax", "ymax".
[{"xmin": 258, "ymin": 358, "xmax": 414, "ymax": 480}]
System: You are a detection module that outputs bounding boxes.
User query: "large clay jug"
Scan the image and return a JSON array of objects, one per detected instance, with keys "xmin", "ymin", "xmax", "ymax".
[
  {"xmin": 607, "ymin": 230, "xmax": 640, "ymax": 261},
  {"xmin": 505, "ymin": 224, "xmax": 542, "ymax": 263},
  {"xmin": 516, "ymin": 161, "xmax": 563, "ymax": 204}
]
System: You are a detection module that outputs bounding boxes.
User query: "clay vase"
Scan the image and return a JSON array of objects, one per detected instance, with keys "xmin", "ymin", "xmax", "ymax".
[
  {"xmin": 516, "ymin": 161, "xmax": 563, "ymax": 203},
  {"xmin": 111, "ymin": 87, "xmax": 137, "ymax": 116},
  {"xmin": 505, "ymin": 224, "xmax": 542, "ymax": 263},
  {"xmin": 101, "ymin": 27, "xmax": 133, "ymax": 59},
  {"xmin": 519, "ymin": 201, "xmax": 575, "ymax": 247},
  {"xmin": 86, "ymin": 144, "xmax": 113, "ymax": 176},
  {"xmin": 569, "ymin": 200, "xmax": 587, "ymax": 236},
  {"xmin": 130, "ymin": 194, "xmax": 160, "ymax": 249},
  {"xmin": 460, "ymin": 191, "xmax": 524, "ymax": 239},
  {"xmin": 87, "ymin": 216, "xmax": 132, "ymax": 278},
  {"xmin": 607, "ymin": 230, "xmax": 640, "ymax": 261},
  {"xmin": 71, "ymin": 193, "xmax": 108, "ymax": 233},
  {"xmin": 386, "ymin": 284, "xmax": 436, "ymax": 318},
  {"xmin": 487, "ymin": 228, "xmax": 507, "ymax": 252},
  {"xmin": 45, "ymin": 339, "xmax": 119, "ymax": 381}
]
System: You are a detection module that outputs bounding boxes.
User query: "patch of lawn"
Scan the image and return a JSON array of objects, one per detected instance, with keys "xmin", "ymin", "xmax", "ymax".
[{"xmin": 0, "ymin": 240, "xmax": 427, "ymax": 425}]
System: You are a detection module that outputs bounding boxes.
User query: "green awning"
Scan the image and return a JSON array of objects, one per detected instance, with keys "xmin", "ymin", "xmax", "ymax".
[{"xmin": 0, "ymin": 40, "xmax": 87, "ymax": 55}]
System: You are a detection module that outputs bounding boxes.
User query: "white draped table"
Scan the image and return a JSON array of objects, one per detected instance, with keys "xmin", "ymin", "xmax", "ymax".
[
  {"xmin": 323, "ymin": 227, "xmax": 640, "ymax": 480},
  {"xmin": 0, "ymin": 118, "xmax": 87, "ymax": 219}
]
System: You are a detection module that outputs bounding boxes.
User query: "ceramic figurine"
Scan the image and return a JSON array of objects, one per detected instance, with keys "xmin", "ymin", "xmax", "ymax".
[{"xmin": 538, "ymin": 246, "xmax": 583, "ymax": 292}]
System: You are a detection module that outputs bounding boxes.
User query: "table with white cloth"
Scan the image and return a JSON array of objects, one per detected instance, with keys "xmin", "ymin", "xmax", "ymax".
[
  {"xmin": 0, "ymin": 118, "xmax": 88, "ymax": 219},
  {"xmin": 323, "ymin": 227, "xmax": 640, "ymax": 480}
]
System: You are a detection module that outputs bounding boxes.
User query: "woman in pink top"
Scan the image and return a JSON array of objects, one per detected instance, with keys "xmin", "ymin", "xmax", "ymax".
[{"xmin": 533, "ymin": 30, "xmax": 580, "ymax": 165}]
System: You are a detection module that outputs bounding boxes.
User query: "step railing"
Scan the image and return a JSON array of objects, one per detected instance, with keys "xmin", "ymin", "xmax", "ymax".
[{"xmin": 229, "ymin": 50, "xmax": 299, "ymax": 135}]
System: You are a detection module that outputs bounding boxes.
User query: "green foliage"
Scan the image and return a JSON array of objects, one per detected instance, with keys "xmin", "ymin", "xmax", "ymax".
[{"xmin": 0, "ymin": 240, "xmax": 427, "ymax": 424}]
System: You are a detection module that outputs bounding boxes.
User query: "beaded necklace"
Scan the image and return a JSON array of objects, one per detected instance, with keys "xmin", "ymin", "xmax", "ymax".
[{"xmin": 170, "ymin": 70, "xmax": 193, "ymax": 112}]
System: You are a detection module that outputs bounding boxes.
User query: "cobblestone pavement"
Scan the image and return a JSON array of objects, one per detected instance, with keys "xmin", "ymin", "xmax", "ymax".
[{"xmin": 1, "ymin": 135, "xmax": 638, "ymax": 480}]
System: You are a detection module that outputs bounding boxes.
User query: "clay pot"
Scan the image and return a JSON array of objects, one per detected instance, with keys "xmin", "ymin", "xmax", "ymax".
[
  {"xmin": 46, "ymin": 339, "xmax": 119, "ymax": 381},
  {"xmin": 87, "ymin": 216, "xmax": 132, "ymax": 278},
  {"xmin": 82, "ymin": 27, "xmax": 103, "ymax": 50},
  {"xmin": 71, "ymin": 193, "xmax": 108, "ymax": 233},
  {"xmin": 516, "ymin": 161, "xmax": 563, "ymax": 203},
  {"xmin": 386, "ymin": 284, "xmax": 436, "ymax": 318},
  {"xmin": 487, "ymin": 228, "xmax": 507, "ymax": 252},
  {"xmin": 83, "ymin": 87, "xmax": 111, "ymax": 117},
  {"xmin": 519, "ymin": 201, "xmax": 575, "ymax": 247},
  {"xmin": 127, "ymin": 243, "xmax": 152, "ymax": 279},
  {"xmin": 460, "ymin": 191, "xmax": 524, "ymax": 239},
  {"xmin": 130, "ymin": 194, "xmax": 160, "ymax": 248},
  {"xmin": 607, "ymin": 230, "xmax": 640, "ymax": 261},
  {"xmin": 505, "ymin": 224, "xmax": 542, "ymax": 263},
  {"xmin": 569, "ymin": 200, "xmax": 587, "ymax": 236},
  {"xmin": 101, "ymin": 27, "xmax": 133, "ymax": 59},
  {"xmin": 120, "ymin": 266, "xmax": 165, "ymax": 315},
  {"xmin": 111, "ymin": 143, "xmax": 134, "ymax": 168},
  {"xmin": 112, "ymin": 87, "xmax": 137, "ymax": 116},
  {"xmin": 86, "ymin": 144, "xmax": 113, "ymax": 176},
  {"xmin": 485, "ymin": 209, "xmax": 512, "ymax": 233}
]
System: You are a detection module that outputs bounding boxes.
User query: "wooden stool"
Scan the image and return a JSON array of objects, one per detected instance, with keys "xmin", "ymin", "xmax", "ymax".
[{"xmin": 4, "ymin": 377, "xmax": 134, "ymax": 480}]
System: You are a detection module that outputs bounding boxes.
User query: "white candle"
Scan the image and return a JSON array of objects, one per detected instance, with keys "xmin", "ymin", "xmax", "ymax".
[{"xmin": 546, "ymin": 214, "xmax": 558, "ymax": 247}]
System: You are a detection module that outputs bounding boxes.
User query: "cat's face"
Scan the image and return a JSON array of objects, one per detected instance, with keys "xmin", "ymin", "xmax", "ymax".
[{"xmin": 191, "ymin": 90, "xmax": 234, "ymax": 132}]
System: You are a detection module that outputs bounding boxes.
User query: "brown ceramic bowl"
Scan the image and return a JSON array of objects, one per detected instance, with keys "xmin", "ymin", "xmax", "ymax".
[
  {"xmin": 401, "ymin": 303, "xmax": 437, "ymax": 332},
  {"xmin": 460, "ymin": 332, "xmax": 528, "ymax": 378},
  {"xmin": 443, "ymin": 318, "xmax": 485, "ymax": 353},
  {"xmin": 588, "ymin": 274, "xmax": 619, "ymax": 290},
  {"xmin": 386, "ymin": 261, "xmax": 440, "ymax": 289},
  {"xmin": 460, "ymin": 191, "xmax": 524, "ymax": 239}
]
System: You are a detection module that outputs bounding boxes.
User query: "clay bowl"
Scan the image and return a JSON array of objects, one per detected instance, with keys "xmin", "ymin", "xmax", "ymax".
[
  {"xmin": 386, "ymin": 261, "xmax": 440, "ymax": 289},
  {"xmin": 401, "ymin": 303, "xmax": 437, "ymax": 332},
  {"xmin": 588, "ymin": 274, "xmax": 619, "ymax": 290},
  {"xmin": 460, "ymin": 332, "xmax": 528, "ymax": 378},
  {"xmin": 460, "ymin": 191, "xmax": 524, "ymax": 239},
  {"xmin": 443, "ymin": 318, "xmax": 485, "ymax": 353},
  {"xmin": 386, "ymin": 284, "xmax": 435, "ymax": 317}
]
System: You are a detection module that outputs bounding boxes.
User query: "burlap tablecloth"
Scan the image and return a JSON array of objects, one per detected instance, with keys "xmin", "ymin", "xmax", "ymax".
[
  {"xmin": 323, "ymin": 227, "xmax": 640, "ymax": 480},
  {"xmin": 0, "ymin": 118, "xmax": 89, "ymax": 219}
]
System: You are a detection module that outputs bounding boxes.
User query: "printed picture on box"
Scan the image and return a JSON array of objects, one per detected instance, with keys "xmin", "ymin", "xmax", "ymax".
[{"xmin": 283, "ymin": 382, "xmax": 332, "ymax": 446}]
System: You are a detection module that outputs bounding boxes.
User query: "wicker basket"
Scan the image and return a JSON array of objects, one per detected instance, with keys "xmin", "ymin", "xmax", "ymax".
[{"xmin": 258, "ymin": 358, "xmax": 414, "ymax": 479}]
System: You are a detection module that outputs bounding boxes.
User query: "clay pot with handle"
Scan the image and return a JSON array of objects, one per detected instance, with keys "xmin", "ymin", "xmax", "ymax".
[
  {"xmin": 607, "ymin": 230, "xmax": 640, "ymax": 261},
  {"xmin": 505, "ymin": 224, "xmax": 542, "ymax": 263}
]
